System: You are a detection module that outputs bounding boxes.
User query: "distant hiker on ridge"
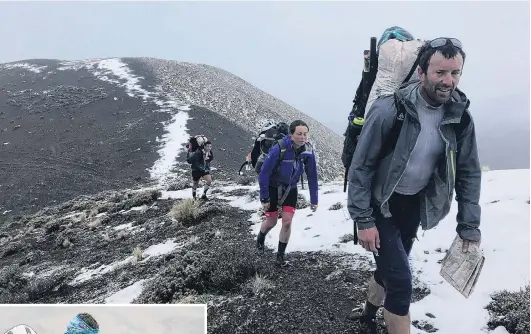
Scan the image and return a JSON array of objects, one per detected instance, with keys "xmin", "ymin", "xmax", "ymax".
[
  {"xmin": 256, "ymin": 119, "xmax": 319, "ymax": 266},
  {"xmin": 186, "ymin": 135, "xmax": 214, "ymax": 200},
  {"xmin": 347, "ymin": 37, "xmax": 482, "ymax": 333}
]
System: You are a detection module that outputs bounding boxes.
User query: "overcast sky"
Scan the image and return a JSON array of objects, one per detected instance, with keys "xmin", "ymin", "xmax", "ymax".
[{"xmin": 0, "ymin": 0, "xmax": 528, "ymax": 167}]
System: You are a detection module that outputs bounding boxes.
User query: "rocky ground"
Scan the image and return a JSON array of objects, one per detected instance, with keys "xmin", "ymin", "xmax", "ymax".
[
  {"xmin": 0, "ymin": 59, "xmax": 170, "ymax": 222},
  {"xmin": 0, "ymin": 183, "xmax": 435, "ymax": 334}
]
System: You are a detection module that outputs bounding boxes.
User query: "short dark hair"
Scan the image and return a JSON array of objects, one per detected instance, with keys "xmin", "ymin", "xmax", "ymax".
[
  {"xmin": 418, "ymin": 40, "xmax": 466, "ymax": 73},
  {"xmin": 204, "ymin": 141, "xmax": 212, "ymax": 145},
  {"xmin": 78, "ymin": 313, "xmax": 99, "ymax": 330},
  {"xmin": 289, "ymin": 120, "xmax": 309, "ymax": 134}
]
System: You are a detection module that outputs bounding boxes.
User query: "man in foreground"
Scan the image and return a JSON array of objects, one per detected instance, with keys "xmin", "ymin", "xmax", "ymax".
[{"xmin": 347, "ymin": 38, "xmax": 482, "ymax": 333}]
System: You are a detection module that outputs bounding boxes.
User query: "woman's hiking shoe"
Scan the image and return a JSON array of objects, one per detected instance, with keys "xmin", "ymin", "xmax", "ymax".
[{"xmin": 348, "ymin": 306, "xmax": 378, "ymax": 334}]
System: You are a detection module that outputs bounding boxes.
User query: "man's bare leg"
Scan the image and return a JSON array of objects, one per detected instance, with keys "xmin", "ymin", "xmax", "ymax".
[{"xmin": 201, "ymin": 174, "xmax": 212, "ymax": 198}]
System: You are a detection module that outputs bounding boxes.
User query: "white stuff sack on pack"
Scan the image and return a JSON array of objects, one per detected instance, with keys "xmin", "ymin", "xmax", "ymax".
[{"xmin": 365, "ymin": 38, "xmax": 426, "ymax": 116}]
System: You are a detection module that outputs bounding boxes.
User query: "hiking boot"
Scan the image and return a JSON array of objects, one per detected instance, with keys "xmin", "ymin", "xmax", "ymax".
[
  {"xmin": 347, "ymin": 303, "xmax": 380, "ymax": 334},
  {"xmin": 348, "ymin": 308, "xmax": 378, "ymax": 334},
  {"xmin": 276, "ymin": 253, "xmax": 289, "ymax": 267},
  {"xmin": 201, "ymin": 194, "xmax": 208, "ymax": 200},
  {"xmin": 256, "ymin": 240, "xmax": 265, "ymax": 254},
  {"xmin": 359, "ymin": 315, "xmax": 378, "ymax": 334}
]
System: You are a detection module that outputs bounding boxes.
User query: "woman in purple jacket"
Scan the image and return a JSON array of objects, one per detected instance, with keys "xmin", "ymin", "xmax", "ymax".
[{"xmin": 256, "ymin": 120, "xmax": 319, "ymax": 266}]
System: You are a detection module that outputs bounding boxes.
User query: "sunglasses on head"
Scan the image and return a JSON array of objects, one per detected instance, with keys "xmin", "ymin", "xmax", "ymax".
[{"xmin": 429, "ymin": 37, "xmax": 463, "ymax": 50}]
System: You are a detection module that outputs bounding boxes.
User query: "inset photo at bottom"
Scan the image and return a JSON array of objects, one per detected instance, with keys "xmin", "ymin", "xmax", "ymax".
[{"xmin": 0, "ymin": 304, "xmax": 206, "ymax": 334}]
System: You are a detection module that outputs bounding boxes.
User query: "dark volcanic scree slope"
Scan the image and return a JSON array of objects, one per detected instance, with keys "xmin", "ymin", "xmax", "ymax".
[{"xmin": 0, "ymin": 57, "xmax": 343, "ymax": 221}]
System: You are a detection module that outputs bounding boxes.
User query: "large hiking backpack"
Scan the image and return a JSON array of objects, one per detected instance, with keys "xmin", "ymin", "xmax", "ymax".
[
  {"xmin": 187, "ymin": 135, "xmax": 208, "ymax": 153},
  {"xmin": 252, "ymin": 122, "xmax": 289, "ymax": 174},
  {"xmin": 186, "ymin": 135, "xmax": 209, "ymax": 163},
  {"xmin": 341, "ymin": 27, "xmax": 423, "ymax": 192}
]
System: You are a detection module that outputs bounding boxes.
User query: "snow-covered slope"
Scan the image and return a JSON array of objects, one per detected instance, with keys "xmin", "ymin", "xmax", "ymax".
[
  {"xmin": 139, "ymin": 57, "xmax": 344, "ymax": 181},
  {"xmin": 0, "ymin": 57, "xmax": 342, "ymax": 221},
  {"xmin": 1, "ymin": 56, "xmax": 344, "ymax": 183}
]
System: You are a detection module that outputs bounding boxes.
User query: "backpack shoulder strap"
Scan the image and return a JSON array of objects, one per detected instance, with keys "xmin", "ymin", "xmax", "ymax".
[
  {"xmin": 272, "ymin": 139, "xmax": 287, "ymax": 173},
  {"xmin": 379, "ymin": 95, "xmax": 406, "ymax": 160},
  {"xmin": 402, "ymin": 52, "xmax": 421, "ymax": 84}
]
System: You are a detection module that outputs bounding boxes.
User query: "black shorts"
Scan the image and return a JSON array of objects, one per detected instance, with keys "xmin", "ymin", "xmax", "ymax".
[
  {"xmin": 266, "ymin": 185, "xmax": 298, "ymax": 212},
  {"xmin": 192, "ymin": 170, "xmax": 210, "ymax": 182}
]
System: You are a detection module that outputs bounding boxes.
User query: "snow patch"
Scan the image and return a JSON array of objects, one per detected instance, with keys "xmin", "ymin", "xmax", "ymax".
[
  {"xmin": 120, "ymin": 204, "xmax": 150, "ymax": 215},
  {"xmin": 490, "ymin": 326, "xmax": 511, "ymax": 334},
  {"xmin": 1, "ymin": 63, "xmax": 47, "ymax": 73},
  {"xmin": 112, "ymin": 223, "xmax": 133, "ymax": 231},
  {"xmin": 70, "ymin": 258, "xmax": 133, "ymax": 286},
  {"xmin": 142, "ymin": 238, "xmax": 182, "ymax": 260},
  {"xmin": 147, "ymin": 111, "xmax": 190, "ymax": 184},
  {"xmin": 105, "ymin": 279, "xmax": 147, "ymax": 304},
  {"xmin": 93, "ymin": 58, "xmax": 152, "ymax": 101}
]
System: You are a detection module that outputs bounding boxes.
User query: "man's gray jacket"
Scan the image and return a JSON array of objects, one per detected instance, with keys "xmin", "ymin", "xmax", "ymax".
[{"xmin": 347, "ymin": 80, "xmax": 482, "ymax": 242}]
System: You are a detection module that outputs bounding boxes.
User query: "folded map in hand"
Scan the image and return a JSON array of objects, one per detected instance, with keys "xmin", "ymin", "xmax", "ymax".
[{"xmin": 439, "ymin": 235, "xmax": 485, "ymax": 298}]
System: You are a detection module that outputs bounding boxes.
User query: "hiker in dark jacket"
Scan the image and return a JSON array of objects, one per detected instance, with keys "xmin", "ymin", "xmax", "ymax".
[
  {"xmin": 347, "ymin": 38, "xmax": 481, "ymax": 333},
  {"xmin": 256, "ymin": 120, "xmax": 319, "ymax": 266},
  {"xmin": 186, "ymin": 140, "xmax": 214, "ymax": 200}
]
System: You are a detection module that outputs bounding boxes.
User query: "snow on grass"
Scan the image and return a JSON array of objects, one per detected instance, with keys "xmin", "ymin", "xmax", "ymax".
[
  {"xmin": 160, "ymin": 188, "xmax": 193, "ymax": 200},
  {"xmin": 0, "ymin": 62, "xmax": 47, "ymax": 73},
  {"xmin": 112, "ymin": 223, "xmax": 133, "ymax": 231},
  {"xmin": 104, "ymin": 279, "xmax": 147, "ymax": 304},
  {"xmin": 242, "ymin": 169, "xmax": 529, "ymax": 334},
  {"xmin": 142, "ymin": 238, "xmax": 182, "ymax": 260},
  {"xmin": 70, "ymin": 238, "xmax": 182, "ymax": 286},
  {"xmin": 70, "ymin": 257, "xmax": 134, "ymax": 286},
  {"xmin": 120, "ymin": 204, "xmax": 150, "ymax": 215}
]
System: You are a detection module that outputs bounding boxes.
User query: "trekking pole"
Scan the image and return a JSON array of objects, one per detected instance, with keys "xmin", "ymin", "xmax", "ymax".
[{"xmin": 343, "ymin": 168, "xmax": 348, "ymax": 192}]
